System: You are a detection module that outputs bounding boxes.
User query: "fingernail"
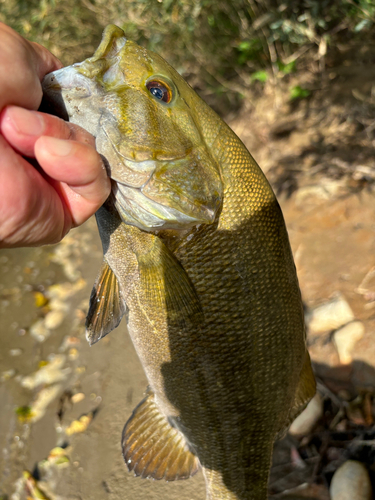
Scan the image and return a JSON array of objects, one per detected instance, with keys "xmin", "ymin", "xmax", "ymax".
[
  {"xmin": 42, "ymin": 136, "xmax": 74, "ymax": 157},
  {"xmin": 8, "ymin": 107, "xmax": 44, "ymax": 136}
]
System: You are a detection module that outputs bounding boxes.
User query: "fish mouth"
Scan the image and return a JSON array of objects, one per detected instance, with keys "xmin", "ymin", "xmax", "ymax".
[
  {"xmin": 42, "ymin": 66, "xmax": 93, "ymax": 99},
  {"xmin": 40, "ymin": 66, "xmax": 94, "ymax": 121}
]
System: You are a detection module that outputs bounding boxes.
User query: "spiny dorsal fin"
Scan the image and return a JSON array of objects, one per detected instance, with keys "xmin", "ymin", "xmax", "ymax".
[
  {"xmin": 136, "ymin": 238, "xmax": 203, "ymax": 328},
  {"xmin": 277, "ymin": 350, "xmax": 316, "ymax": 439},
  {"xmin": 122, "ymin": 390, "xmax": 200, "ymax": 480},
  {"xmin": 85, "ymin": 260, "xmax": 127, "ymax": 345}
]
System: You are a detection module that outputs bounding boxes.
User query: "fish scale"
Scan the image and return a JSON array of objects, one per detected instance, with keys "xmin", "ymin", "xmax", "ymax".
[{"xmin": 42, "ymin": 24, "xmax": 316, "ymax": 500}]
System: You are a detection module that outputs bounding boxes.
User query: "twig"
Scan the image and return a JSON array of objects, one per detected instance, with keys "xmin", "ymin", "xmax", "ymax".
[
  {"xmin": 283, "ymin": 44, "xmax": 313, "ymax": 65},
  {"xmin": 80, "ymin": 0, "xmax": 99, "ymax": 14}
]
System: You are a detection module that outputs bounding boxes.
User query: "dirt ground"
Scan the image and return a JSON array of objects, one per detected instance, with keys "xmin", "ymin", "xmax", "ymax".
[{"xmin": 1, "ymin": 43, "xmax": 375, "ymax": 500}]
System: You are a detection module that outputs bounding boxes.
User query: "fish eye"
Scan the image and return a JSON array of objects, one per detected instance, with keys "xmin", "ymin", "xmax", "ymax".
[{"xmin": 146, "ymin": 80, "xmax": 172, "ymax": 104}]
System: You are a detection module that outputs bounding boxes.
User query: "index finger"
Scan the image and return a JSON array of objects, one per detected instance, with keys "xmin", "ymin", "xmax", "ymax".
[{"xmin": 0, "ymin": 106, "xmax": 95, "ymax": 158}]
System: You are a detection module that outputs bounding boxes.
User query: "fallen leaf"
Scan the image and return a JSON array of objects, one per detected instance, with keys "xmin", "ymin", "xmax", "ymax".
[{"xmin": 65, "ymin": 413, "xmax": 93, "ymax": 435}]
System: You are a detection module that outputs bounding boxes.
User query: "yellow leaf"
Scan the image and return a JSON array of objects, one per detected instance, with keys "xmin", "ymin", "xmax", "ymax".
[
  {"xmin": 65, "ymin": 413, "xmax": 93, "ymax": 436},
  {"xmin": 33, "ymin": 291, "xmax": 48, "ymax": 308}
]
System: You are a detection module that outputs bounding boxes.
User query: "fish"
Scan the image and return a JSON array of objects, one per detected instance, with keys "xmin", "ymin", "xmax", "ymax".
[{"xmin": 42, "ymin": 24, "xmax": 316, "ymax": 500}]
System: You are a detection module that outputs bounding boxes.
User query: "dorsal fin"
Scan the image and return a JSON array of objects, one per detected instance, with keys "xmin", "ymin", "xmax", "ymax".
[
  {"xmin": 135, "ymin": 237, "xmax": 203, "ymax": 328},
  {"xmin": 85, "ymin": 260, "xmax": 127, "ymax": 345},
  {"xmin": 122, "ymin": 390, "xmax": 200, "ymax": 480}
]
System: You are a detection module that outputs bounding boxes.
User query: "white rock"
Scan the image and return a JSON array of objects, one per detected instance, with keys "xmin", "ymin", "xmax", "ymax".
[
  {"xmin": 30, "ymin": 384, "xmax": 63, "ymax": 423},
  {"xmin": 29, "ymin": 319, "xmax": 50, "ymax": 342},
  {"xmin": 333, "ymin": 321, "xmax": 365, "ymax": 364},
  {"xmin": 330, "ymin": 460, "xmax": 372, "ymax": 500},
  {"xmin": 295, "ymin": 179, "xmax": 346, "ymax": 204},
  {"xmin": 9, "ymin": 348, "xmax": 23, "ymax": 357},
  {"xmin": 289, "ymin": 392, "xmax": 323, "ymax": 436},
  {"xmin": 44, "ymin": 309, "xmax": 65, "ymax": 330},
  {"xmin": 306, "ymin": 293, "xmax": 354, "ymax": 333},
  {"xmin": 21, "ymin": 355, "xmax": 70, "ymax": 389},
  {"xmin": 1, "ymin": 369, "xmax": 16, "ymax": 382}
]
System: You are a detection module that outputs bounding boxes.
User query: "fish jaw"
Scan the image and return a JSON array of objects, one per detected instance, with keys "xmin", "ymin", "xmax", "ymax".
[
  {"xmin": 41, "ymin": 24, "xmax": 129, "ymax": 140},
  {"xmin": 42, "ymin": 65, "xmax": 114, "ymax": 139}
]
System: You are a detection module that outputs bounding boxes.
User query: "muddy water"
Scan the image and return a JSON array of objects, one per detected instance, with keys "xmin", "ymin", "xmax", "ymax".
[{"xmin": 0, "ymin": 218, "xmax": 206, "ymax": 500}]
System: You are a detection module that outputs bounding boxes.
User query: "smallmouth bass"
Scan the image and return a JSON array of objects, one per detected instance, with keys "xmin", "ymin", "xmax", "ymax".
[{"xmin": 42, "ymin": 25, "xmax": 316, "ymax": 500}]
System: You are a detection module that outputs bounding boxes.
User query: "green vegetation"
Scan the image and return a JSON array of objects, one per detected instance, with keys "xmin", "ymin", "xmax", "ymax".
[
  {"xmin": 289, "ymin": 85, "xmax": 311, "ymax": 100},
  {"xmin": 15, "ymin": 405, "xmax": 33, "ymax": 422},
  {"xmin": 1, "ymin": 0, "xmax": 374, "ymax": 97}
]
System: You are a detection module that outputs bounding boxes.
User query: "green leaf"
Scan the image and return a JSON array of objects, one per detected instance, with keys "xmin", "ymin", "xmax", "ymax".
[
  {"xmin": 238, "ymin": 41, "xmax": 251, "ymax": 51},
  {"xmin": 290, "ymin": 85, "xmax": 310, "ymax": 100},
  {"xmin": 251, "ymin": 70, "xmax": 268, "ymax": 83},
  {"xmin": 15, "ymin": 405, "xmax": 33, "ymax": 422},
  {"xmin": 278, "ymin": 60, "xmax": 296, "ymax": 74}
]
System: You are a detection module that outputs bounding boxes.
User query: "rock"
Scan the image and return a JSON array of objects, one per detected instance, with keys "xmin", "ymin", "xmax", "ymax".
[
  {"xmin": 333, "ymin": 321, "xmax": 364, "ymax": 364},
  {"xmin": 29, "ymin": 384, "xmax": 63, "ymax": 423},
  {"xmin": 9, "ymin": 348, "xmax": 23, "ymax": 356},
  {"xmin": 44, "ymin": 310, "xmax": 65, "ymax": 330},
  {"xmin": 295, "ymin": 179, "xmax": 347, "ymax": 204},
  {"xmin": 330, "ymin": 460, "xmax": 372, "ymax": 500},
  {"xmin": 289, "ymin": 392, "xmax": 323, "ymax": 436},
  {"xmin": 306, "ymin": 293, "xmax": 354, "ymax": 333},
  {"xmin": 68, "ymin": 347, "xmax": 79, "ymax": 360},
  {"xmin": 1, "ymin": 369, "xmax": 16, "ymax": 382},
  {"xmin": 65, "ymin": 413, "xmax": 93, "ymax": 436},
  {"xmin": 21, "ymin": 355, "xmax": 70, "ymax": 389},
  {"xmin": 71, "ymin": 392, "xmax": 85, "ymax": 404},
  {"xmin": 30, "ymin": 319, "xmax": 50, "ymax": 342}
]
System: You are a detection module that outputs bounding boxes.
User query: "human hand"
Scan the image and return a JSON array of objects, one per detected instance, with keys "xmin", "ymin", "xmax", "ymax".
[{"xmin": 0, "ymin": 23, "xmax": 110, "ymax": 248}]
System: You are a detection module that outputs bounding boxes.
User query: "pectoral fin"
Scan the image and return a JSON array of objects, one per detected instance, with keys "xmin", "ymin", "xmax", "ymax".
[
  {"xmin": 85, "ymin": 260, "xmax": 127, "ymax": 345},
  {"xmin": 122, "ymin": 390, "xmax": 200, "ymax": 480},
  {"xmin": 136, "ymin": 237, "xmax": 203, "ymax": 328}
]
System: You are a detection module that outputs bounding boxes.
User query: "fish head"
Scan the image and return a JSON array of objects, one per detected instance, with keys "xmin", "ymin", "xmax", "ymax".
[{"xmin": 42, "ymin": 24, "xmax": 223, "ymax": 232}]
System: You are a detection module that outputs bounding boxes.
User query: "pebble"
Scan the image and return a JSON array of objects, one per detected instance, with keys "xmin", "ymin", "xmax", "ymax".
[
  {"xmin": 71, "ymin": 392, "xmax": 85, "ymax": 404},
  {"xmin": 306, "ymin": 293, "xmax": 354, "ymax": 333},
  {"xmin": 330, "ymin": 460, "xmax": 372, "ymax": 500},
  {"xmin": 30, "ymin": 384, "xmax": 63, "ymax": 423},
  {"xmin": 333, "ymin": 320, "xmax": 365, "ymax": 364},
  {"xmin": 68, "ymin": 348, "xmax": 79, "ymax": 361},
  {"xmin": 9, "ymin": 348, "xmax": 23, "ymax": 357},
  {"xmin": 289, "ymin": 392, "xmax": 323, "ymax": 436},
  {"xmin": 44, "ymin": 310, "xmax": 65, "ymax": 330},
  {"xmin": 1, "ymin": 369, "xmax": 16, "ymax": 382},
  {"xmin": 65, "ymin": 413, "xmax": 93, "ymax": 435},
  {"xmin": 295, "ymin": 179, "xmax": 346, "ymax": 204},
  {"xmin": 21, "ymin": 355, "xmax": 70, "ymax": 389},
  {"xmin": 47, "ymin": 280, "xmax": 86, "ymax": 302},
  {"xmin": 30, "ymin": 319, "xmax": 50, "ymax": 343}
]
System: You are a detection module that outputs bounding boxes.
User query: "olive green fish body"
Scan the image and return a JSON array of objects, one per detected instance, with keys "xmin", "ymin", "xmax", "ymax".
[{"xmin": 42, "ymin": 25, "xmax": 315, "ymax": 500}]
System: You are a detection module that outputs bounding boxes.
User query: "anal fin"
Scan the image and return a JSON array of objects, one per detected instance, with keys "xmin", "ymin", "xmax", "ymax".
[
  {"xmin": 85, "ymin": 260, "xmax": 127, "ymax": 345},
  {"xmin": 122, "ymin": 390, "xmax": 200, "ymax": 481}
]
